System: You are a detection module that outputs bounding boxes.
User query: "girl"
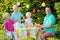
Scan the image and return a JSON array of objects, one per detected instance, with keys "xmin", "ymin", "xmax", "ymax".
[
  {"xmin": 3, "ymin": 13, "xmax": 14, "ymax": 40},
  {"xmin": 25, "ymin": 12, "xmax": 33, "ymax": 27}
]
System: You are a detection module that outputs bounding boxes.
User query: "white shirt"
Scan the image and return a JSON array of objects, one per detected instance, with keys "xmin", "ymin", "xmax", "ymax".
[
  {"xmin": 25, "ymin": 18, "xmax": 32, "ymax": 26},
  {"xmin": 14, "ymin": 22, "xmax": 24, "ymax": 28}
]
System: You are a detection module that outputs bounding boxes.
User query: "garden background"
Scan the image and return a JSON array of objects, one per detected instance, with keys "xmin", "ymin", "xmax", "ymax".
[{"xmin": 0, "ymin": 0, "xmax": 60, "ymax": 40}]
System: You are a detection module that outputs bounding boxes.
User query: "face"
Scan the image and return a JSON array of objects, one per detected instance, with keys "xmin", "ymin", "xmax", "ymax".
[
  {"xmin": 28, "ymin": 13, "xmax": 31, "ymax": 18},
  {"xmin": 6, "ymin": 14, "xmax": 11, "ymax": 20},
  {"xmin": 13, "ymin": 6, "xmax": 18, "ymax": 12},
  {"xmin": 27, "ymin": 13, "xmax": 31, "ymax": 18},
  {"xmin": 45, "ymin": 7, "xmax": 51, "ymax": 15}
]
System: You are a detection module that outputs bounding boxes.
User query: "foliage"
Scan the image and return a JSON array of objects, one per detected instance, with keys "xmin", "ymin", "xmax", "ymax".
[
  {"xmin": 54, "ymin": 3, "xmax": 60, "ymax": 38},
  {"xmin": 0, "ymin": 0, "xmax": 60, "ymax": 38},
  {"xmin": 0, "ymin": 0, "xmax": 57, "ymax": 24},
  {"xmin": 55, "ymin": 2, "xmax": 60, "ymax": 24},
  {"xmin": 54, "ymin": 24, "xmax": 60, "ymax": 39}
]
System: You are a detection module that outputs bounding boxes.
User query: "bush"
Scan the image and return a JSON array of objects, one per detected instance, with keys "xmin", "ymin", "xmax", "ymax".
[
  {"xmin": 54, "ymin": 24, "xmax": 60, "ymax": 39},
  {"xmin": 0, "ymin": 0, "xmax": 60, "ymax": 39},
  {"xmin": 55, "ymin": 2, "xmax": 60, "ymax": 24}
]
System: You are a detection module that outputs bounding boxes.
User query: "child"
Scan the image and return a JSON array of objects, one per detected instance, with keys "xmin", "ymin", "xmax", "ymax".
[
  {"xmin": 25, "ymin": 12, "xmax": 33, "ymax": 27},
  {"xmin": 14, "ymin": 16, "xmax": 25, "ymax": 40},
  {"xmin": 14, "ymin": 16, "xmax": 25, "ymax": 28},
  {"xmin": 11, "ymin": 5, "xmax": 23, "ymax": 22},
  {"xmin": 3, "ymin": 13, "xmax": 14, "ymax": 40}
]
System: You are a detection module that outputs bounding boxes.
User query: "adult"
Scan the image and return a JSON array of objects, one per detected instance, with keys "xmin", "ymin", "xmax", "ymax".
[
  {"xmin": 41, "ymin": 7, "xmax": 56, "ymax": 40},
  {"xmin": 36, "ymin": 7, "xmax": 56, "ymax": 40}
]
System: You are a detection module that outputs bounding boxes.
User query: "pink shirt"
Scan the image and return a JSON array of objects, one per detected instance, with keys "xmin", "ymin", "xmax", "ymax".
[{"xmin": 4, "ymin": 20, "xmax": 14, "ymax": 32}]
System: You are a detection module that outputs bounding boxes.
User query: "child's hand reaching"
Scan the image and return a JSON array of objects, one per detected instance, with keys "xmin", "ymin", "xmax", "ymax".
[
  {"xmin": 14, "ymin": 19, "xmax": 18, "ymax": 22},
  {"xmin": 5, "ymin": 29, "xmax": 12, "ymax": 33},
  {"xmin": 35, "ymin": 23, "xmax": 40, "ymax": 28},
  {"xmin": 7, "ymin": 31, "xmax": 12, "ymax": 34}
]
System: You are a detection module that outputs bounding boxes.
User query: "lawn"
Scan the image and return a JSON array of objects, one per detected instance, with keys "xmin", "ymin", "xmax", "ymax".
[
  {"xmin": 0, "ymin": 24, "xmax": 59, "ymax": 40},
  {"xmin": 0, "ymin": 30, "xmax": 59, "ymax": 40}
]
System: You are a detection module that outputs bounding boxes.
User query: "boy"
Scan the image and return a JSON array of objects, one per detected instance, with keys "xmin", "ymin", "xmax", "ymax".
[{"xmin": 11, "ymin": 5, "xmax": 23, "ymax": 22}]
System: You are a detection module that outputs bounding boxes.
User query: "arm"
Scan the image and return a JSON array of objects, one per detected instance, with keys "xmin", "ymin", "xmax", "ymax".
[
  {"xmin": 41, "ymin": 16, "xmax": 55, "ymax": 28},
  {"xmin": 4, "ymin": 23, "xmax": 8, "ymax": 32},
  {"xmin": 11, "ymin": 14, "xmax": 19, "ymax": 22},
  {"xmin": 4, "ymin": 23, "xmax": 11, "ymax": 33},
  {"xmin": 11, "ymin": 13, "xmax": 14, "ymax": 20},
  {"xmin": 20, "ymin": 13, "xmax": 23, "ymax": 17},
  {"xmin": 4, "ymin": 27, "xmax": 8, "ymax": 32},
  {"xmin": 41, "ymin": 17, "xmax": 55, "ymax": 28},
  {"xmin": 40, "ymin": 24, "xmax": 51, "ymax": 28}
]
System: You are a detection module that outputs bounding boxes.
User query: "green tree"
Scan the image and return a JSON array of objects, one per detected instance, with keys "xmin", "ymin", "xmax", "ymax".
[{"xmin": 0, "ymin": 0, "xmax": 60, "ymax": 38}]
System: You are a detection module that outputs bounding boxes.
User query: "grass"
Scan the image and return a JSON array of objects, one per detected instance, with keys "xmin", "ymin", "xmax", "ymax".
[
  {"xmin": 0, "ymin": 30, "xmax": 9, "ymax": 40},
  {"xmin": 0, "ymin": 24, "xmax": 60, "ymax": 40},
  {"xmin": 0, "ymin": 30, "xmax": 60, "ymax": 40}
]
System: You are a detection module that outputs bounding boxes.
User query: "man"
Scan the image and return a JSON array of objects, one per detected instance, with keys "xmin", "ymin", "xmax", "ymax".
[
  {"xmin": 41, "ymin": 7, "xmax": 56, "ymax": 40},
  {"xmin": 36, "ymin": 7, "xmax": 56, "ymax": 40}
]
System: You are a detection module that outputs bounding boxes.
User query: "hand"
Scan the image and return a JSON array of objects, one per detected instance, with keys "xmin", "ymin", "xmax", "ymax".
[
  {"xmin": 23, "ymin": 16, "xmax": 25, "ymax": 21},
  {"xmin": 17, "ymin": 34, "xmax": 19, "ymax": 38},
  {"xmin": 30, "ymin": 23, "xmax": 33, "ymax": 27},
  {"xmin": 40, "ymin": 25, "xmax": 44, "ymax": 28},
  {"xmin": 7, "ymin": 31, "xmax": 12, "ymax": 33},
  {"xmin": 14, "ymin": 19, "xmax": 18, "ymax": 22}
]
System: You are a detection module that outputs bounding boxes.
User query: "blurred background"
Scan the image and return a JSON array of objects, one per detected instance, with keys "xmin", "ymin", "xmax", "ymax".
[{"xmin": 0, "ymin": 0, "xmax": 60, "ymax": 40}]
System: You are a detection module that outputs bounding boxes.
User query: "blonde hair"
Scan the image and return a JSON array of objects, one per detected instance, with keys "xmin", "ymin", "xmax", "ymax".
[
  {"xmin": 2, "ymin": 13, "xmax": 10, "ymax": 20},
  {"xmin": 26, "ymin": 12, "xmax": 31, "ymax": 17},
  {"xmin": 13, "ymin": 5, "xmax": 18, "ymax": 10}
]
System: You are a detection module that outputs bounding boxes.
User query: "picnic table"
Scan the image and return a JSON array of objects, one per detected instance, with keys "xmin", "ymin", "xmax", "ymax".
[{"xmin": 14, "ymin": 27, "xmax": 42, "ymax": 40}]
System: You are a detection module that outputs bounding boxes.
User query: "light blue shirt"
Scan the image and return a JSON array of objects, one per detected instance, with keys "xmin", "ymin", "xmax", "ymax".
[
  {"xmin": 43, "ymin": 13, "xmax": 56, "ymax": 35},
  {"xmin": 11, "ymin": 12, "xmax": 23, "ymax": 22}
]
